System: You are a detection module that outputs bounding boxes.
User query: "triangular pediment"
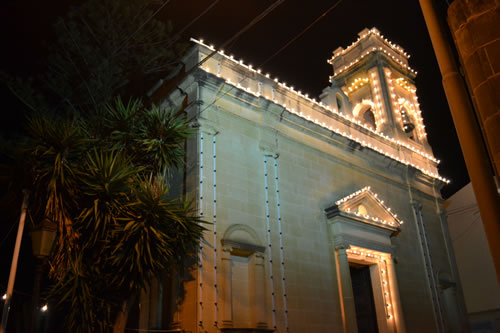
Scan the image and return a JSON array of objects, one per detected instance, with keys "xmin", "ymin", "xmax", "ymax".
[{"xmin": 328, "ymin": 186, "xmax": 403, "ymax": 231}]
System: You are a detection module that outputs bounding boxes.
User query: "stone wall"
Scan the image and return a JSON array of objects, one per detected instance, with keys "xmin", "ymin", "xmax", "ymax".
[
  {"xmin": 147, "ymin": 40, "xmax": 467, "ymax": 332},
  {"xmin": 448, "ymin": 0, "xmax": 500, "ymax": 179}
]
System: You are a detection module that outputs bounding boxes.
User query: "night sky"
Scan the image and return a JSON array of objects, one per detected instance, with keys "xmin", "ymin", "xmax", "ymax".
[{"xmin": 0, "ymin": 0, "xmax": 468, "ymax": 195}]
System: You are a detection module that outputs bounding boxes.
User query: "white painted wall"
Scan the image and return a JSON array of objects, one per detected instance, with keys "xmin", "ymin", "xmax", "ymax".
[{"xmin": 446, "ymin": 183, "xmax": 500, "ymax": 314}]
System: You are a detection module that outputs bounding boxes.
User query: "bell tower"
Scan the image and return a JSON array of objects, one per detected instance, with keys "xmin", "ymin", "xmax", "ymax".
[{"xmin": 320, "ymin": 28, "xmax": 431, "ymax": 153}]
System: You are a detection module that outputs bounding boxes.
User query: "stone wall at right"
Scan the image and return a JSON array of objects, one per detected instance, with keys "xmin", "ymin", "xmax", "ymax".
[{"xmin": 448, "ymin": 0, "xmax": 500, "ymax": 180}]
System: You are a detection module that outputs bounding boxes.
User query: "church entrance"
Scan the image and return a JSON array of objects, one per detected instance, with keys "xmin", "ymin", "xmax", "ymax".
[{"xmin": 350, "ymin": 263, "xmax": 379, "ymax": 333}]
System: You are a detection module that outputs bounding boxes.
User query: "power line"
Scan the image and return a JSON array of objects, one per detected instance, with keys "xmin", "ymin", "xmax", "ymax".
[
  {"xmin": 25, "ymin": 0, "xmax": 220, "ymax": 114},
  {"xmin": 169, "ymin": 0, "xmax": 220, "ymax": 45},
  {"xmin": 261, "ymin": 0, "xmax": 343, "ymax": 67},
  {"xmin": 184, "ymin": 0, "xmax": 286, "ymax": 79},
  {"xmin": 114, "ymin": 0, "xmax": 172, "ymax": 56},
  {"xmin": 447, "ymin": 203, "xmax": 479, "ymax": 216},
  {"xmin": 195, "ymin": 0, "xmax": 343, "ymax": 118},
  {"xmin": 446, "ymin": 202, "xmax": 477, "ymax": 212},
  {"xmin": 160, "ymin": 0, "xmax": 287, "ymax": 118},
  {"xmin": 450, "ymin": 215, "xmax": 481, "ymax": 242},
  {"xmin": 148, "ymin": 0, "xmax": 221, "ymax": 48},
  {"xmin": 0, "ymin": 223, "xmax": 17, "ymax": 249}
]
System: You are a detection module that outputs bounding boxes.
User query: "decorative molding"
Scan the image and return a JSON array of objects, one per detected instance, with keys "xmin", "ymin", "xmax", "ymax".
[
  {"xmin": 411, "ymin": 200, "xmax": 423, "ymax": 211},
  {"xmin": 198, "ymin": 117, "xmax": 221, "ymax": 135},
  {"xmin": 326, "ymin": 186, "xmax": 403, "ymax": 232},
  {"xmin": 258, "ymin": 142, "xmax": 279, "ymax": 157},
  {"xmin": 221, "ymin": 239, "xmax": 265, "ymax": 255},
  {"xmin": 222, "ymin": 224, "xmax": 263, "ymax": 248},
  {"xmin": 325, "ymin": 204, "xmax": 340, "ymax": 219},
  {"xmin": 328, "ymin": 215, "xmax": 395, "ymax": 254}
]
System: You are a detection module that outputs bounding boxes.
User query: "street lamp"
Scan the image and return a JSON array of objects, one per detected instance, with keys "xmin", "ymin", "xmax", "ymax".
[
  {"xmin": 31, "ymin": 219, "xmax": 57, "ymax": 258},
  {"xmin": 30, "ymin": 219, "xmax": 57, "ymax": 333}
]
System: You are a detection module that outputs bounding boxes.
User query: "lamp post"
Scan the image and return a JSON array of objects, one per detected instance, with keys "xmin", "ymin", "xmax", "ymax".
[{"xmin": 30, "ymin": 219, "xmax": 57, "ymax": 333}]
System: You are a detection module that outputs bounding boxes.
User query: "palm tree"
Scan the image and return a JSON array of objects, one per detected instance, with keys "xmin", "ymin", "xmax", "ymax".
[
  {"xmin": 1, "ymin": 0, "xmax": 196, "ymax": 330},
  {"xmin": 3, "ymin": 98, "xmax": 204, "ymax": 332}
]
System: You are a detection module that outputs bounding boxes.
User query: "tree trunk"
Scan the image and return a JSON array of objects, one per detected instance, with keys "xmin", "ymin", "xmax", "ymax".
[{"xmin": 113, "ymin": 294, "xmax": 136, "ymax": 333}]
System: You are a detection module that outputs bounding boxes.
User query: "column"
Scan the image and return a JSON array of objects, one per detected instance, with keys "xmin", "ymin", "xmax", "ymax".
[
  {"xmin": 387, "ymin": 258, "xmax": 405, "ymax": 333},
  {"xmin": 221, "ymin": 246, "xmax": 233, "ymax": 327},
  {"xmin": 337, "ymin": 248, "xmax": 358, "ymax": 333},
  {"xmin": 441, "ymin": 286, "xmax": 461, "ymax": 333}
]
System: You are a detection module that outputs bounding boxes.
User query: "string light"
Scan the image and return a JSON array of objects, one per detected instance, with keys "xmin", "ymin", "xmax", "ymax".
[
  {"xmin": 331, "ymin": 46, "xmax": 417, "ymax": 78},
  {"xmin": 369, "ymin": 70, "xmax": 386, "ymax": 129},
  {"xmin": 346, "ymin": 246, "xmax": 396, "ymax": 322},
  {"xmin": 190, "ymin": 38, "xmax": 449, "ymax": 183},
  {"xmin": 385, "ymin": 68, "xmax": 429, "ymax": 141},
  {"xmin": 335, "ymin": 186, "xmax": 404, "ymax": 227},
  {"xmin": 329, "ymin": 28, "xmax": 409, "ymax": 63},
  {"xmin": 343, "ymin": 77, "xmax": 370, "ymax": 95},
  {"xmin": 328, "ymin": 28, "xmax": 413, "ymax": 80},
  {"xmin": 395, "ymin": 77, "xmax": 416, "ymax": 93}
]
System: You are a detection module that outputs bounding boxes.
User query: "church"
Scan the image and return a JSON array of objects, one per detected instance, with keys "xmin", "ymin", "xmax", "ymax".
[{"xmin": 144, "ymin": 28, "xmax": 467, "ymax": 333}]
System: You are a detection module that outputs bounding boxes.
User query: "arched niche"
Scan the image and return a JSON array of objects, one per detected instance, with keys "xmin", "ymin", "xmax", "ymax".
[
  {"xmin": 319, "ymin": 86, "xmax": 352, "ymax": 113},
  {"xmin": 220, "ymin": 224, "xmax": 269, "ymax": 331},
  {"xmin": 222, "ymin": 224, "xmax": 264, "ymax": 255}
]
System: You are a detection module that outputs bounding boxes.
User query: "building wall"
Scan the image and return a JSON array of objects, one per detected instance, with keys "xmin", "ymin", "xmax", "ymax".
[
  {"xmin": 191, "ymin": 89, "xmax": 436, "ymax": 332},
  {"xmin": 447, "ymin": 183, "xmax": 500, "ymax": 333},
  {"xmin": 448, "ymin": 0, "xmax": 500, "ymax": 180},
  {"xmin": 148, "ymin": 33, "xmax": 467, "ymax": 332}
]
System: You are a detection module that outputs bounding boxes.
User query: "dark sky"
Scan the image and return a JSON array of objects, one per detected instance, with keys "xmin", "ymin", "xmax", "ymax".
[{"xmin": 0, "ymin": 0, "xmax": 468, "ymax": 199}]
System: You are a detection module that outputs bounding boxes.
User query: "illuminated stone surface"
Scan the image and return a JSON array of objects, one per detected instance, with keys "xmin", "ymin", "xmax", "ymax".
[
  {"xmin": 449, "ymin": 0, "xmax": 500, "ymax": 180},
  {"xmin": 140, "ymin": 29, "xmax": 467, "ymax": 332}
]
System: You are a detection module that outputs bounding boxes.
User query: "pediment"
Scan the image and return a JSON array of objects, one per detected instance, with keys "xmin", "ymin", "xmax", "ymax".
[{"xmin": 325, "ymin": 186, "xmax": 403, "ymax": 231}]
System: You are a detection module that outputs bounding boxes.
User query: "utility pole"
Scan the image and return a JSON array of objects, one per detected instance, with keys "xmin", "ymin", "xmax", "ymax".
[
  {"xmin": 418, "ymin": 0, "xmax": 500, "ymax": 282},
  {"xmin": 1, "ymin": 191, "xmax": 29, "ymax": 333}
]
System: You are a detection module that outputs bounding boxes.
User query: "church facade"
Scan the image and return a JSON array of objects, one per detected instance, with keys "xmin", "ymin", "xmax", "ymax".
[{"xmin": 146, "ymin": 28, "xmax": 467, "ymax": 333}]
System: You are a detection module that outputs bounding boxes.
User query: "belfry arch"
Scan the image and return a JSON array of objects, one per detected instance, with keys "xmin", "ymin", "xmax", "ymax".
[
  {"xmin": 353, "ymin": 101, "xmax": 378, "ymax": 131},
  {"xmin": 397, "ymin": 101, "xmax": 419, "ymax": 141}
]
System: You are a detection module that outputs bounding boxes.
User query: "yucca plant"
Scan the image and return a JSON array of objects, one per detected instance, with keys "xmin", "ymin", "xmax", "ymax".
[
  {"xmin": 18, "ymin": 113, "xmax": 89, "ymax": 271},
  {"xmin": 2, "ymin": 0, "xmax": 195, "ymax": 330},
  {"xmin": 2, "ymin": 97, "xmax": 204, "ymax": 333}
]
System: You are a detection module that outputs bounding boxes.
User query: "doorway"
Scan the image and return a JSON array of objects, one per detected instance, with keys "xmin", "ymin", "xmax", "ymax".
[{"xmin": 350, "ymin": 263, "xmax": 379, "ymax": 333}]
